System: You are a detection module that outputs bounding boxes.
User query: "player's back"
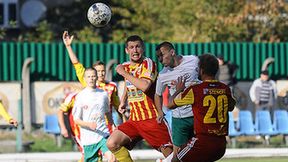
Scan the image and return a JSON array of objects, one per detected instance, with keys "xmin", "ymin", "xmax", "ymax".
[{"xmin": 191, "ymin": 81, "xmax": 232, "ymax": 137}]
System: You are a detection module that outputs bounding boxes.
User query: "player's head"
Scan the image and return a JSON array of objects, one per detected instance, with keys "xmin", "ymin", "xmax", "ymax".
[
  {"xmin": 198, "ymin": 54, "xmax": 219, "ymax": 79},
  {"xmin": 84, "ymin": 67, "xmax": 97, "ymax": 88},
  {"xmin": 156, "ymin": 41, "xmax": 176, "ymax": 67},
  {"xmin": 260, "ymin": 70, "xmax": 269, "ymax": 81},
  {"xmin": 93, "ymin": 61, "xmax": 106, "ymax": 82},
  {"xmin": 125, "ymin": 35, "xmax": 145, "ymax": 63}
]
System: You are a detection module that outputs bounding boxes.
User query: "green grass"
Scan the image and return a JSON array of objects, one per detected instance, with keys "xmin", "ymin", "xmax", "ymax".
[
  {"xmin": 1, "ymin": 130, "xmax": 288, "ymax": 162},
  {"xmin": 29, "ymin": 133, "xmax": 74, "ymax": 152}
]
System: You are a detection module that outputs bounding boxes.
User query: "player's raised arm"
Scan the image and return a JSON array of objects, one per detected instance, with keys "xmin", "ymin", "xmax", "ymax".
[
  {"xmin": 62, "ymin": 31, "xmax": 86, "ymax": 86},
  {"xmin": 62, "ymin": 31, "xmax": 79, "ymax": 64}
]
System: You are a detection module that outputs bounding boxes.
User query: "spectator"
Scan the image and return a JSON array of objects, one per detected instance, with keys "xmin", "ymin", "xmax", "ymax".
[
  {"xmin": 216, "ymin": 55, "xmax": 238, "ymax": 87},
  {"xmin": 249, "ymin": 70, "xmax": 277, "ymax": 117}
]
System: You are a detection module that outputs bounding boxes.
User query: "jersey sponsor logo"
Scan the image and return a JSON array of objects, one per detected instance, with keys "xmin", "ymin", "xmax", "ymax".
[
  {"xmin": 208, "ymin": 89, "xmax": 226, "ymax": 95},
  {"xmin": 208, "ymin": 83, "xmax": 217, "ymax": 87},
  {"xmin": 127, "ymin": 88, "xmax": 144, "ymax": 102},
  {"xmin": 183, "ymin": 73, "xmax": 192, "ymax": 80}
]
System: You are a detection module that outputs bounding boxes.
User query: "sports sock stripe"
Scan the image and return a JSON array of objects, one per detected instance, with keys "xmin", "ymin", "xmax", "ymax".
[{"xmin": 177, "ymin": 137, "xmax": 197, "ymax": 160}]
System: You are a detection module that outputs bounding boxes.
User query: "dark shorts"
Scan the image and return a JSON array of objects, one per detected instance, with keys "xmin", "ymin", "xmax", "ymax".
[{"xmin": 176, "ymin": 135, "xmax": 226, "ymax": 162}]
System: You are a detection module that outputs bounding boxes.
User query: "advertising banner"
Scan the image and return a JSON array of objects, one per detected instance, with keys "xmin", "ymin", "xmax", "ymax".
[
  {"xmin": 0, "ymin": 83, "xmax": 21, "ymax": 125},
  {"xmin": 32, "ymin": 82, "xmax": 82, "ymax": 124}
]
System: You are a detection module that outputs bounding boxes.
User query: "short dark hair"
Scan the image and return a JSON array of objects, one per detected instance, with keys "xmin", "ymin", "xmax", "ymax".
[
  {"xmin": 125, "ymin": 35, "xmax": 144, "ymax": 48},
  {"xmin": 93, "ymin": 61, "xmax": 105, "ymax": 68},
  {"xmin": 199, "ymin": 54, "xmax": 219, "ymax": 76},
  {"xmin": 156, "ymin": 41, "xmax": 175, "ymax": 51},
  {"xmin": 261, "ymin": 70, "xmax": 269, "ymax": 75}
]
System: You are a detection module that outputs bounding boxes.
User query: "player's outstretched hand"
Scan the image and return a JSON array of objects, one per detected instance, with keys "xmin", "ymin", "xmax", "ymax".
[
  {"xmin": 62, "ymin": 31, "xmax": 74, "ymax": 47},
  {"xmin": 175, "ymin": 76, "xmax": 186, "ymax": 92},
  {"xmin": 9, "ymin": 118, "xmax": 18, "ymax": 127}
]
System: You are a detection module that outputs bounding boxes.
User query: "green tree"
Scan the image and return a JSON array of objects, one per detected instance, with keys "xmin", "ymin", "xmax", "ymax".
[{"xmin": 3, "ymin": 0, "xmax": 288, "ymax": 42}]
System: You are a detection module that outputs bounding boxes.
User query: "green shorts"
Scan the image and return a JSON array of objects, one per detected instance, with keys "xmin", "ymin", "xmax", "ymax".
[
  {"xmin": 83, "ymin": 138, "xmax": 110, "ymax": 162},
  {"xmin": 172, "ymin": 116, "xmax": 194, "ymax": 147}
]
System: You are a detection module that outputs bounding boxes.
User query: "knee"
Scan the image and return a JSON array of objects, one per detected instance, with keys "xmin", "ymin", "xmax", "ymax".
[{"xmin": 106, "ymin": 137, "xmax": 119, "ymax": 151}]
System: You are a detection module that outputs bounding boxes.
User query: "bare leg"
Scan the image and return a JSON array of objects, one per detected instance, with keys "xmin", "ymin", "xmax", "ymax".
[
  {"xmin": 106, "ymin": 129, "xmax": 131, "ymax": 151},
  {"xmin": 159, "ymin": 144, "xmax": 173, "ymax": 158},
  {"xmin": 106, "ymin": 130, "xmax": 133, "ymax": 162}
]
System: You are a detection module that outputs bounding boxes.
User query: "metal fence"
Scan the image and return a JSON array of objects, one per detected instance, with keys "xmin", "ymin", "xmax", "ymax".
[{"xmin": 0, "ymin": 42, "xmax": 287, "ymax": 81}]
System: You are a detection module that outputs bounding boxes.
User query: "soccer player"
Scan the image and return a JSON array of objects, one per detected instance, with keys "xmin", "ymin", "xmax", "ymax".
[
  {"xmin": 106, "ymin": 35, "xmax": 173, "ymax": 162},
  {"xmin": 57, "ymin": 92, "xmax": 83, "ymax": 162},
  {"xmin": 154, "ymin": 41, "xmax": 199, "ymax": 154},
  {"xmin": 62, "ymin": 31, "xmax": 125, "ymax": 132},
  {"xmin": 167, "ymin": 54, "xmax": 236, "ymax": 162},
  {"xmin": 0, "ymin": 101, "xmax": 18, "ymax": 127},
  {"xmin": 73, "ymin": 68, "xmax": 116, "ymax": 162}
]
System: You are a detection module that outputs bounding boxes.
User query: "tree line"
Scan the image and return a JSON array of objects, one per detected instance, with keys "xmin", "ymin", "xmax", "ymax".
[{"xmin": 2, "ymin": 0, "xmax": 288, "ymax": 43}]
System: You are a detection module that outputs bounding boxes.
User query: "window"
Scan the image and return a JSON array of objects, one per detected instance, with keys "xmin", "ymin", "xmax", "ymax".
[
  {"xmin": 0, "ymin": 3, "xmax": 3, "ymax": 25},
  {"xmin": 0, "ymin": 0, "xmax": 19, "ymax": 28}
]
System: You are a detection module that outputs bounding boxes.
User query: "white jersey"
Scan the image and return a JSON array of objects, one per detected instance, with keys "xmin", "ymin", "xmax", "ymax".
[
  {"xmin": 156, "ymin": 55, "xmax": 199, "ymax": 118},
  {"xmin": 72, "ymin": 87, "xmax": 110, "ymax": 146}
]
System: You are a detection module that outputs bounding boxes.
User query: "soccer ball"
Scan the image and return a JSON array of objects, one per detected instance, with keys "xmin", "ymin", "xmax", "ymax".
[{"xmin": 87, "ymin": 3, "xmax": 112, "ymax": 27}]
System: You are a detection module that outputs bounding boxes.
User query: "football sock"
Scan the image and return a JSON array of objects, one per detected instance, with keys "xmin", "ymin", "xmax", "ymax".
[{"xmin": 112, "ymin": 146, "xmax": 133, "ymax": 162}]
